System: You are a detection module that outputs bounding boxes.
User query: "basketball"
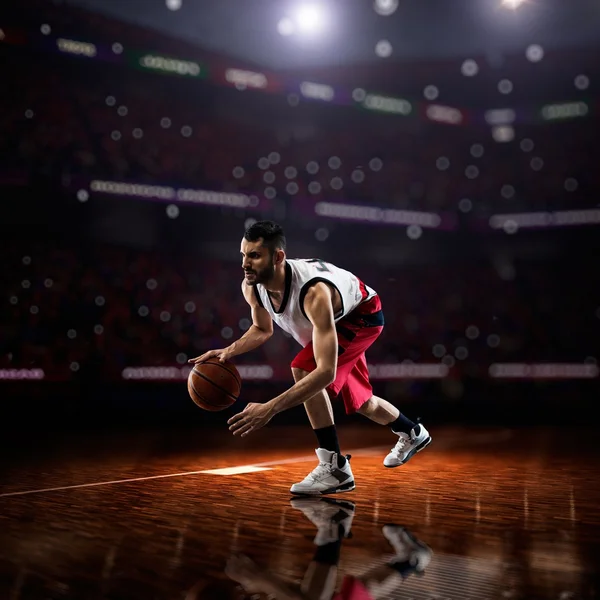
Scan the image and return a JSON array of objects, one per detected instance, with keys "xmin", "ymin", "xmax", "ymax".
[{"xmin": 187, "ymin": 358, "xmax": 242, "ymax": 411}]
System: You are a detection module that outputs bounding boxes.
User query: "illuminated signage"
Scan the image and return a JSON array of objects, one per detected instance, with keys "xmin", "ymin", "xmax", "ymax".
[
  {"xmin": 57, "ymin": 38, "xmax": 97, "ymax": 57},
  {"xmin": 224, "ymin": 68, "xmax": 268, "ymax": 89},
  {"xmin": 363, "ymin": 94, "xmax": 412, "ymax": 115},
  {"xmin": 139, "ymin": 54, "xmax": 202, "ymax": 77},
  {"xmin": 541, "ymin": 102, "xmax": 588, "ymax": 121}
]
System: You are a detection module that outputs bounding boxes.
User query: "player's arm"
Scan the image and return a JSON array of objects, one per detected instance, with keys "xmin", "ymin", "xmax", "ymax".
[
  {"xmin": 225, "ymin": 554, "xmax": 306, "ymax": 600},
  {"xmin": 189, "ymin": 281, "xmax": 272, "ymax": 364},
  {"xmin": 267, "ymin": 282, "xmax": 338, "ymax": 416},
  {"xmin": 226, "ymin": 281, "xmax": 274, "ymax": 357}
]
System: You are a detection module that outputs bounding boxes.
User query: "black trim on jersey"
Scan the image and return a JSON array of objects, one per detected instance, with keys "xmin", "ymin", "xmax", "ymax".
[
  {"xmin": 344, "ymin": 309, "xmax": 385, "ymax": 328},
  {"xmin": 266, "ymin": 261, "xmax": 292, "ymax": 314},
  {"xmin": 336, "ymin": 324, "xmax": 357, "ymax": 342},
  {"xmin": 253, "ymin": 285, "xmax": 264, "ymax": 308},
  {"xmin": 299, "ymin": 277, "xmax": 345, "ymax": 323}
]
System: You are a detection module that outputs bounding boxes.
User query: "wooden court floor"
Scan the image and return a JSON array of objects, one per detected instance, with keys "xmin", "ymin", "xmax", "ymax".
[{"xmin": 0, "ymin": 424, "xmax": 599, "ymax": 599}]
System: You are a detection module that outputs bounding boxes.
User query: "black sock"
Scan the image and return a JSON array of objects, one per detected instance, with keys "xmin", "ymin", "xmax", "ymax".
[
  {"xmin": 313, "ymin": 535, "xmax": 343, "ymax": 564},
  {"xmin": 387, "ymin": 559, "xmax": 414, "ymax": 579},
  {"xmin": 314, "ymin": 425, "xmax": 347, "ymax": 467},
  {"xmin": 389, "ymin": 413, "xmax": 419, "ymax": 435}
]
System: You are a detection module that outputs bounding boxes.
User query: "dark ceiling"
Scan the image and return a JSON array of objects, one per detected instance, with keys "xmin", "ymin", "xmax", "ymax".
[{"xmin": 63, "ymin": 0, "xmax": 600, "ymax": 71}]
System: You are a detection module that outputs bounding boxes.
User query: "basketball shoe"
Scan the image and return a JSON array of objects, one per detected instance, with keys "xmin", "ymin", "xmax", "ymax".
[
  {"xmin": 383, "ymin": 424, "xmax": 431, "ymax": 468},
  {"xmin": 290, "ymin": 448, "xmax": 355, "ymax": 495},
  {"xmin": 382, "ymin": 525, "xmax": 432, "ymax": 578},
  {"xmin": 290, "ymin": 497, "xmax": 356, "ymax": 545}
]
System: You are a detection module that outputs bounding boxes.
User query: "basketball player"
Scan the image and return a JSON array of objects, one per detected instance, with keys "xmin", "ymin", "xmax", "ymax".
[
  {"xmin": 224, "ymin": 497, "xmax": 432, "ymax": 600},
  {"xmin": 189, "ymin": 221, "xmax": 431, "ymax": 495}
]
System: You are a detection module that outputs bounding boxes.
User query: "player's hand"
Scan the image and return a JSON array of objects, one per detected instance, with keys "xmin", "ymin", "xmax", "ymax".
[
  {"xmin": 188, "ymin": 348, "xmax": 231, "ymax": 365},
  {"xmin": 228, "ymin": 402, "xmax": 274, "ymax": 437}
]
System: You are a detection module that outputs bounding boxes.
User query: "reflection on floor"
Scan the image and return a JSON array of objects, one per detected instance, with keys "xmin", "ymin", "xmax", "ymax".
[{"xmin": 1, "ymin": 425, "xmax": 598, "ymax": 599}]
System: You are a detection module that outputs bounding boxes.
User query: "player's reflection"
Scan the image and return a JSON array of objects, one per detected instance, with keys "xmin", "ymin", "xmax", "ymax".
[{"xmin": 224, "ymin": 497, "xmax": 432, "ymax": 600}]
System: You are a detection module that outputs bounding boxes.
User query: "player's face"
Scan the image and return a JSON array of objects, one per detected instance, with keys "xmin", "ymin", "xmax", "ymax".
[{"xmin": 240, "ymin": 239, "xmax": 276, "ymax": 286}]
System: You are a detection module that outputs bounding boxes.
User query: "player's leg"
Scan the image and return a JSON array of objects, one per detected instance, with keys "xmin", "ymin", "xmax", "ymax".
[
  {"xmin": 335, "ymin": 294, "xmax": 431, "ymax": 467},
  {"xmin": 290, "ymin": 322, "xmax": 382, "ymax": 495},
  {"xmin": 351, "ymin": 525, "xmax": 432, "ymax": 598},
  {"xmin": 292, "ymin": 367, "xmax": 342, "ymax": 461},
  {"xmin": 288, "ymin": 328, "xmax": 371, "ymax": 496},
  {"xmin": 348, "ymin": 356, "xmax": 432, "ymax": 467},
  {"xmin": 292, "ymin": 367, "xmax": 335, "ymax": 429},
  {"xmin": 289, "ymin": 367, "xmax": 355, "ymax": 496},
  {"xmin": 358, "ymin": 392, "xmax": 422, "ymax": 434},
  {"xmin": 288, "ymin": 322, "xmax": 372, "ymax": 496},
  {"xmin": 291, "ymin": 497, "xmax": 355, "ymax": 599},
  {"xmin": 356, "ymin": 393, "xmax": 399, "ymax": 425}
]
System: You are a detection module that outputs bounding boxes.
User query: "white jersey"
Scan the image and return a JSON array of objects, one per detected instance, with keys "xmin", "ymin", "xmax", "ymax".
[{"xmin": 254, "ymin": 258, "xmax": 377, "ymax": 347}]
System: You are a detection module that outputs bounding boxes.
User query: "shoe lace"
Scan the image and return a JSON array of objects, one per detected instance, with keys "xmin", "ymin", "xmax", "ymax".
[
  {"xmin": 308, "ymin": 461, "xmax": 332, "ymax": 482},
  {"xmin": 391, "ymin": 434, "xmax": 409, "ymax": 455}
]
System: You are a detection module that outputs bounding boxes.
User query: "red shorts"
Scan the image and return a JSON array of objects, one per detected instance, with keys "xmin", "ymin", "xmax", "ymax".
[
  {"xmin": 290, "ymin": 295, "xmax": 384, "ymax": 415},
  {"xmin": 333, "ymin": 576, "xmax": 374, "ymax": 600}
]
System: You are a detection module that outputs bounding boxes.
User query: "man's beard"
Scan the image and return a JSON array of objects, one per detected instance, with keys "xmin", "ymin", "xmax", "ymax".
[{"xmin": 245, "ymin": 263, "xmax": 275, "ymax": 286}]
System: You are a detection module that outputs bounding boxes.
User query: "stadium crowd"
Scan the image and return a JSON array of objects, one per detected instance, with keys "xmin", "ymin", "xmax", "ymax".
[
  {"xmin": 2, "ymin": 0, "xmax": 598, "ymax": 383},
  {"xmin": 1, "ymin": 32, "xmax": 598, "ymax": 217},
  {"xmin": 2, "ymin": 238, "xmax": 598, "ymax": 380}
]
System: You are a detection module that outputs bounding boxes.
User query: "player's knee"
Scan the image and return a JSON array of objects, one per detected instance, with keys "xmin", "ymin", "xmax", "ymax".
[
  {"xmin": 291, "ymin": 367, "xmax": 310, "ymax": 382},
  {"xmin": 357, "ymin": 396, "xmax": 376, "ymax": 416}
]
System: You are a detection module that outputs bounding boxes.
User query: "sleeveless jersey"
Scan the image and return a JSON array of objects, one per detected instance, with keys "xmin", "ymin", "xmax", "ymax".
[{"xmin": 254, "ymin": 258, "xmax": 377, "ymax": 347}]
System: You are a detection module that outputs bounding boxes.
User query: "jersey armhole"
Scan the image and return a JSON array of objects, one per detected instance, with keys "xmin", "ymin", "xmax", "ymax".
[
  {"xmin": 299, "ymin": 278, "xmax": 344, "ymax": 322},
  {"xmin": 253, "ymin": 285, "xmax": 265, "ymax": 308}
]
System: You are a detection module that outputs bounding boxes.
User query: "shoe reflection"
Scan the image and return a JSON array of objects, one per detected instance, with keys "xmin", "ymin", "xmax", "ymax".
[{"xmin": 221, "ymin": 497, "xmax": 432, "ymax": 600}]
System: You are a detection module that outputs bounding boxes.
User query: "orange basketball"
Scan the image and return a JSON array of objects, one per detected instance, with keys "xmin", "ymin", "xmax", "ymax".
[{"xmin": 187, "ymin": 358, "xmax": 242, "ymax": 411}]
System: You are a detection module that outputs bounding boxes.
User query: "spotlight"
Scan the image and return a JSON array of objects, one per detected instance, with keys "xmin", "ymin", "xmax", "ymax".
[
  {"xmin": 295, "ymin": 4, "xmax": 327, "ymax": 34},
  {"xmin": 502, "ymin": 0, "xmax": 525, "ymax": 8},
  {"xmin": 277, "ymin": 17, "xmax": 295, "ymax": 36},
  {"xmin": 373, "ymin": 0, "xmax": 398, "ymax": 16}
]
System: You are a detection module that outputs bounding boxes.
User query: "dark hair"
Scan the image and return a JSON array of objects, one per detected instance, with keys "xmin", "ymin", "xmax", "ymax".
[{"xmin": 244, "ymin": 220, "xmax": 286, "ymax": 255}]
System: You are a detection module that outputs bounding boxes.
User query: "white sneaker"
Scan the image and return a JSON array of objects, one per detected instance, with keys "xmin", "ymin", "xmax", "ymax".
[
  {"xmin": 290, "ymin": 448, "xmax": 355, "ymax": 496},
  {"xmin": 383, "ymin": 424, "xmax": 431, "ymax": 468},
  {"xmin": 290, "ymin": 497, "xmax": 356, "ymax": 545},
  {"xmin": 382, "ymin": 525, "xmax": 432, "ymax": 576}
]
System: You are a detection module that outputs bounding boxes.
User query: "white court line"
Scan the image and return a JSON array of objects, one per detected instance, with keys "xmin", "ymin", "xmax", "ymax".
[
  {"xmin": 200, "ymin": 465, "xmax": 273, "ymax": 476},
  {"xmin": 0, "ymin": 429, "xmax": 512, "ymax": 499},
  {"xmin": 0, "ymin": 445, "xmax": 381, "ymax": 498},
  {"xmin": 0, "ymin": 470, "xmax": 218, "ymax": 498}
]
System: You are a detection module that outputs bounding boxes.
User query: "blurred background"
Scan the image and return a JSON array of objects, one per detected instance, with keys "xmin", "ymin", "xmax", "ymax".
[{"xmin": 1, "ymin": 0, "xmax": 599, "ymax": 435}]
